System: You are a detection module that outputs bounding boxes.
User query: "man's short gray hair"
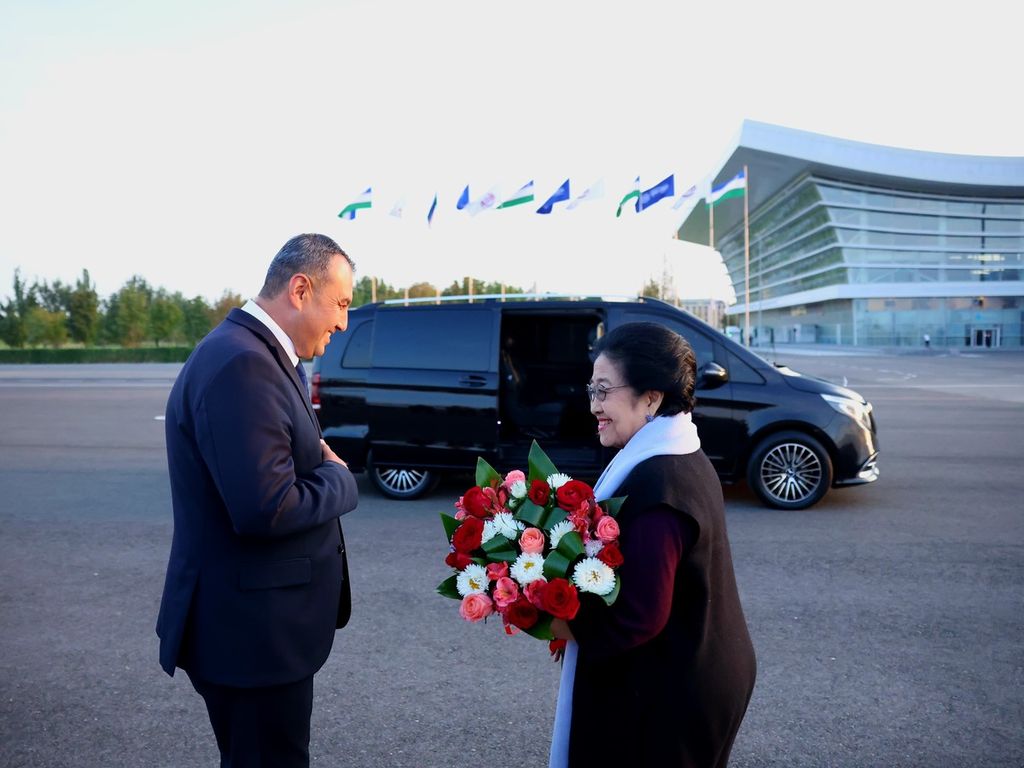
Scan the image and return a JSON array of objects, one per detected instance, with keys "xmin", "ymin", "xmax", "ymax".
[{"xmin": 259, "ymin": 234, "xmax": 355, "ymax": 299}]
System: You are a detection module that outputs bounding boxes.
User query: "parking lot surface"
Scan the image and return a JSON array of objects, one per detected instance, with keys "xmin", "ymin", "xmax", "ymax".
[{"xmin": 1, "ymin": 353, "xmax": 1022, "ymax": 767}]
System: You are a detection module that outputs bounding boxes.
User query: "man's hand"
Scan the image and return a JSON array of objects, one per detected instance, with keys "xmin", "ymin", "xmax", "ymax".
[{"xmin": 321, "ymin": 439, "xmax": 347, "ymax": 467}]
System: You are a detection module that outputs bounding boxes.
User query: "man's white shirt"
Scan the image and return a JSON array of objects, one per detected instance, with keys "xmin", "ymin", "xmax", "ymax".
[{"xmin": 241, "ymin": 299, "xmax": 299, "ymax": 368}]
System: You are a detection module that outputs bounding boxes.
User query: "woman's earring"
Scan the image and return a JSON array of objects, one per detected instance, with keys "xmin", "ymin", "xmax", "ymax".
[{"xmin": 645, "ymin": 414, "xmax": 655, "ymax": 423}]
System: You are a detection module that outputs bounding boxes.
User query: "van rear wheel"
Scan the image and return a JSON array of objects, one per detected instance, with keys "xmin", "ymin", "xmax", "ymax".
[{"xmin": 368, "ymin": 455, "xmax": 439, "ymax": 500}]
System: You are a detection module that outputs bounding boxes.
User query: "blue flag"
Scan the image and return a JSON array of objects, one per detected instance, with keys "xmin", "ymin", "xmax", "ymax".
[
  {"xmin": 456, "ymin": 186, "xmax": 470, "ymax": 210},
  {"xmin": 638, "ymin": 175, "xmax": 674, "ymax": 211},
  {"xmin": 427, "ymin": 193, "xmax": 438, "ymax": 227},
  {"xmin": 536, "ymin": 179, "xmax": 570, "ymax": 214}
]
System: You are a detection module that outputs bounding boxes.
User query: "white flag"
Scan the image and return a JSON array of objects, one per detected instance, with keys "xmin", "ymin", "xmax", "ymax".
[{"xmin": 567, "ymin": 179, "xmax": 605, "ymax": 210}]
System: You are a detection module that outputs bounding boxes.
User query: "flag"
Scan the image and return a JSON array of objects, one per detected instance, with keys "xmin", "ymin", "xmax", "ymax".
[
  {"xmin": 567, "ymin": 179, "xmax": 605, "ymax": 210},
  {"xmin": 638, "ymin": 175, "xmax": 674, "ymax": 211},
  {"xmin": 708, "ymin": 170, "xmax": 746, "ymax": 206},
  {"xmin": 456, "ymin": 186, "xmax": 470, "ymax": 210},
  {"xmin": 497, "ymin": 180, "xmax": 535, "ymax": 209},
  {"xmin": 467, "ymin": 187, "xmax": 501, "ymax": 216},
  {"xmin": 389, "ymin": 198, "xmax": 405, "ymax": 218},
  {"xmin": 615, "ymin": 177, "xmax": 640, "ymax": 217},
  {"xmin": 338, "ymin": 187, "xmax": 372, "ymax": 220},
  {"xmin": 427, "ymin": 193, "xmax": 437, "ymax": 227},
  {"xmin": 536, "ymin": 179, "xmax": 570, "ymax": 214},
  {"xmin": 671, "ymin": 184, "xmax": 698, "ymax": 210}
]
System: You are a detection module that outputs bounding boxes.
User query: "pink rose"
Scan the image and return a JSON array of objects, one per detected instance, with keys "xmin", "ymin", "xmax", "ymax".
[
  {"xmin": 519, "ymin": 527, "xmax": 546, "ymax": 554},
  {"xmin": 503, "ymin": 469, "xmax": 526, "ymax": 488},
  {"xmin": 595, "ymin": 515, "xmax": 620, "ymax": 544},
  {"xmin": 524, "ymin": 578, "xmax": 548, "ymax": 608},
  {"xmin": 459, "ymin": 593, "xmax": 493, "ymax": 623},
  {"xmin": 486, "ymin": 562, "xmax": 509, "ymax": 581},
  {"xmin": 492, "ymin": 576, "xmax": 520, "ymax": 609}
]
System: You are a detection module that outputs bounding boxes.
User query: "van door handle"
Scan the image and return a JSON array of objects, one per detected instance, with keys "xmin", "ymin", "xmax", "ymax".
[{"xmin": 459, "ymin": 375, "xmax": 487, "ymax": 388}]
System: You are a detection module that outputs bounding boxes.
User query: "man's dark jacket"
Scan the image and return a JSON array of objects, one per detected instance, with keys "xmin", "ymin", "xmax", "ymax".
[{"xmin": 156, "ymin": 308, "xmax": 357, "ymax": 687}]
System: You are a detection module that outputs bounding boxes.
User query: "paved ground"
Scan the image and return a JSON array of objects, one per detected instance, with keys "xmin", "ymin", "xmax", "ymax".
[{"xmin": 1, "ymin": 354, "xmax": 1022, "ymax": 767}]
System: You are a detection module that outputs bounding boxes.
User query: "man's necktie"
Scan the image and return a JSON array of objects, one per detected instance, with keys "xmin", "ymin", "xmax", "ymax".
[{"xmin": 296, "ymin": 361, "xmax": 309, "ymax": 392}]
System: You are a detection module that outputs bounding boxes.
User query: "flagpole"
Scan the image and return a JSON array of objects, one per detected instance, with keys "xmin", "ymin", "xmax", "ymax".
[
  {"xmin": 743, "ymin": 164, "xmax": 751, "ymax": 347},
  {"xmin": 709, "ymin": 192, "xmax": 715, "ymax": 250}
]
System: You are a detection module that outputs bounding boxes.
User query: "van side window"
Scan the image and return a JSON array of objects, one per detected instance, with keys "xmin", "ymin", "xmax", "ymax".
[
  {"xmin": 374, "ymin": 309, "xmax": 493, "ymax": 371},
  {"xmin": 342, "ymin": 321, "xmax": 373, "ymax": 369},
  {"xmin": 726, "ymin": 350, "xmax": 765, "ymax": 384}
]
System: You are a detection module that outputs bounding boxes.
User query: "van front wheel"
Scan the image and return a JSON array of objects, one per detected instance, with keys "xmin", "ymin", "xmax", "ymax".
[{"xmin": 368, "ymin": 456, "xmax": 439, "ymax": 500}]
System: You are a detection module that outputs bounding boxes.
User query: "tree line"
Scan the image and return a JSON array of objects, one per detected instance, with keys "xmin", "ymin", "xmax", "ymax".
[{"xmin": 0, "ymin": 271, "xmax": 525, "ymax": 349}]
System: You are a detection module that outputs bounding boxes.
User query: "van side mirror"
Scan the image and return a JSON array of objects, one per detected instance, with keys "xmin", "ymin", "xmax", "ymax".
[{"xmin": 697, "ymin": 362, "xmax": 729, "ymax": 390}]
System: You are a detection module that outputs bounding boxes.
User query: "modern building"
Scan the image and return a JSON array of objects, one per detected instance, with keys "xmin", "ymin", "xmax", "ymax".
[{"xmin": 677, "ymin": 121, "xmax": 1024, "ymax": 348}]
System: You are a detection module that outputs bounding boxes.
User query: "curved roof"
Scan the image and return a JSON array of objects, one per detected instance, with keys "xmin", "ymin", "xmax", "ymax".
[{"xmin": 678, "ymin": 120, "xmax": 1024, "ymax": 245}]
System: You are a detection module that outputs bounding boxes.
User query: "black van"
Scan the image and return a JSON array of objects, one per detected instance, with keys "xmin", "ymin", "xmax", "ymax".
[{"xmin": 311, "ymin": 296, "xmax": 879, "ymax": 509}]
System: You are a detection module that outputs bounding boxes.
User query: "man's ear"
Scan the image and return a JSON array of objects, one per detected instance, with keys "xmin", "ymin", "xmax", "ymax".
[{"xmin": 288, "ymin": 273, "xmax": 313, "ymax": 308}]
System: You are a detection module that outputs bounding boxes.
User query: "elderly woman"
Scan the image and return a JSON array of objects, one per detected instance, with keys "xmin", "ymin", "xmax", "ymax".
[{"xmin": 549, "ymin": 321, "xmax": 756, "ymax": 768}]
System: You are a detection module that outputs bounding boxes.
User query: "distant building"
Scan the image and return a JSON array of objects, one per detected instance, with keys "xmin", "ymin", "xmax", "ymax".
[
  {"xmin": 678, "ymin": 298, "xmax": 727, "ymax": 330},
  {"xmin": 678, "ymin": 121, "xmax": 1024, "ymax": 348}
]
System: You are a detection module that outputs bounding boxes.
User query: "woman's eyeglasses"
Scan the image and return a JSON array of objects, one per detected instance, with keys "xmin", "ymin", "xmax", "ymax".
[{"xmin": 585, "ymin": 384, "xmax": 628, "ymax": 402}]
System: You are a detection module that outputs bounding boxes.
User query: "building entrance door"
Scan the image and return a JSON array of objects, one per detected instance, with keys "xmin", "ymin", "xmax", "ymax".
[{"xmin": 969, "ymin": 326, "xmax": 1000, "ymax": 348}]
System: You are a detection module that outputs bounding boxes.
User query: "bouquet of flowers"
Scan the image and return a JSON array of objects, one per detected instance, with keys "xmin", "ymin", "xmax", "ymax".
[{"xmin": 437, "ymin": 441, "xmax": 626, "ymax": 642}]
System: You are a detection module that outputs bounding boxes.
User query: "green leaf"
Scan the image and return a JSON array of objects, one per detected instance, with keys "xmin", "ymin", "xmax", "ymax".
[
  {"xmin": 488, "ymin": 548, "xmax": 518, "ymax": 563},
  {"xmin": 440, "ymin": 513, "xmax": 461, "ymax": 542},
  {"xmin": 436, "ymin": 575, "xmax": 461, "ymax": 600},
  {"xmin": 479, "ymin": 536, "xmax": 516, "ymax": 561},
  {"xmin": 544, "ymin": 507, "xmax": 569, "ymax": 531},
  {"xmin": 543, "ymin": 550, "xmax": 572, "ymax": 580},
  {"xmin": 527, "ymin": 440, "xmax": 559, "ymax": 484},
  {"xmin": 556, "ymin": 531, "xmax": 585, "ymax": 561},
  {"xmin": 475, "ymin": 457, "xmax": 502, "ymax": 488},
  {"xmin": 514, "ymin": 500, "xmax": 546, "ymax": 528},
  {"xmin": 600, "ymin": 574, "xmax": 622, "ymax": 606},
  {"xmin": 598, "ymin": 495, "xmax": 627, "ymax": 518},
  {"xmin": 520, "ymin": 613, "xmax": 555, "ymax": 641}
]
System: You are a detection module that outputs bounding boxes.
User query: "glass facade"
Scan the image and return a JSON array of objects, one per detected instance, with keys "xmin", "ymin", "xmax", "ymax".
[{"xmin": 718, "ymin": 176, "xmax": 1024, "ymax": 347}]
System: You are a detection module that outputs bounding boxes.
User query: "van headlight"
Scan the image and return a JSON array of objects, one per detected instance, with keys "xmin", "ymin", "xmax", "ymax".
[{"xmin": 821, "ymin": 393, "xmax": 873, "ymax": 431}]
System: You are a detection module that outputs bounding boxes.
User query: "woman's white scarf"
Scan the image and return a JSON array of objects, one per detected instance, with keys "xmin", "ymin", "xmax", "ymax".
[{"xmin": 548, "ymin": 412, "xmax": 701, "ymax": 768}]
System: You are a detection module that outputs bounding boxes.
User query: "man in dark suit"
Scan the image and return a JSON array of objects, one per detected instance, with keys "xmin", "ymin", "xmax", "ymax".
[{"xmin": 156, "ymin": 233, "xmax": 358, "ymax": 767}]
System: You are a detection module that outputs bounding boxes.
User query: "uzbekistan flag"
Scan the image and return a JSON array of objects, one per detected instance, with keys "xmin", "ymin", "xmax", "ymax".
[
  {"xmin": 616, "ymin": 177, "xmax": 640, "ymax": 217},
  {"xmin": 497, "ymin": 180, "xmax": 535, "ymax": 209},
  {"xmin": 638, "ymin": 175, "xmax": 674, "ymax": 211},
  {"xmin": 708, "ymin": 170, "xmax": 746, "ymax": 206},
  {"xmin": 338, "ymin": 187, "xmax": 372, "ymax": 220}
]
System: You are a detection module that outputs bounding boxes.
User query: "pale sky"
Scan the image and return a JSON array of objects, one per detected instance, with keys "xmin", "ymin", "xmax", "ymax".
[{"xmin": 2, "ymin": 0, "xmax": 1022, "ymax": 306}]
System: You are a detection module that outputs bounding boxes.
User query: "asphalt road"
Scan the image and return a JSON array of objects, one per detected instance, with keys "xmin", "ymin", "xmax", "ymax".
[{"xmin": 1, "ymin": 354, "xmax": 1022, "ymax": 767}]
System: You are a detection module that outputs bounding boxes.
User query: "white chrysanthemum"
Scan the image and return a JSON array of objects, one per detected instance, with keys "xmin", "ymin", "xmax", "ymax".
[
  {"xmin": 548, "ymin": 520, "xmax": 575, "ymax": 549},
  {"xmin": 510, "ymin": 480, "xmax": 527, "ymax": 499},
  {"xmin": 572, "ymin": 557, "xmax": 616, "ymax": 596},
  {"xmin": 547, "ymin": 473, "xmax": 571, "ymax": 489},
  {"xmin": 481, "ymin": 519, "xmax": 498, "ymax": 545},
  {"xmin": 492, "ymin": 512, "xmax": 524, "ymax": 541},
  {"xmin": 585, "ymin": 539, "xmax": 605, "ymax": 558},
  {"xmin": 456, "ymin": 564, "xmax": 489, "ymax": 596},
  {"xmin": 510, "ymin": 553, "xmax": 546, "ymax": 585}
]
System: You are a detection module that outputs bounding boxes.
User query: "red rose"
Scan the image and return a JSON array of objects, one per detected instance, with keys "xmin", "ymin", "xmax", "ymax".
[
  {"xmin": 557, "ymin": 480, "xmax": 593, "ymax": 512},
  {"xmin": 452, "ymin": 517, "xmax": 484, "ymax": 553},
  {"xmin": 461, "ymin": 486, "xmax": 490, "ymax": 518},
  {"xmin": 505, "ymin": 596, "xmax": 539, "ymax": 630},
  {"xmin": 528, "ymin": 480, "xmax": 551, "ymax": 506},
  {"xmin": 445, "ymin": 551, "xmax": 473, "ymax": 570},
  {"xmin": 596, "ymin": 542, "xmax": 624, "ymax": 568},
  {"xmin": 541, "ymin": 577, "xmax": 580, "ymax": 620}
]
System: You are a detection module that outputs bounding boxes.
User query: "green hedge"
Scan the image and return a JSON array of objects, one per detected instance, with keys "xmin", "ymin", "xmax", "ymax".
[{"xmin": 0, "ymin": 346, "xmax": 194, "ymax": 363}]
